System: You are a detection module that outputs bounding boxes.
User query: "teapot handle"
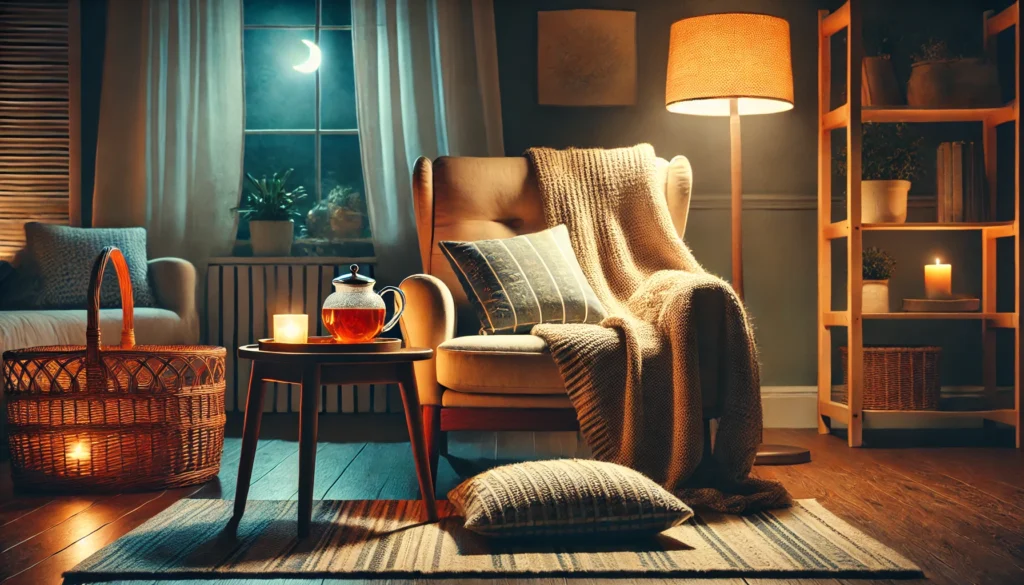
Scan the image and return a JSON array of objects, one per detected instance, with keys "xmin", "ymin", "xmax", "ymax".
[{"xmin": 379, "ymin": 286, "xmax": 406, "ymax": 333}]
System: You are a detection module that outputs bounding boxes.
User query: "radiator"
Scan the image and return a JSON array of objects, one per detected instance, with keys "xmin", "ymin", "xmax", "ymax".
[{"xmin": 205, "ymin": 258, "xmax": 401, "ymax": 414}]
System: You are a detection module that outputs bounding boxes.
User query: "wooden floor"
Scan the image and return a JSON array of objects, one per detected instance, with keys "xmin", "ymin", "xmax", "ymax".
[{"xmin": 0, "ymin": 417, "xmax": 1022, "ymax": 585}]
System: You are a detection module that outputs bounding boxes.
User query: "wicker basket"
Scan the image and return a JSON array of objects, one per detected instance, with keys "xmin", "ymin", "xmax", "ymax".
[
  {"xmin": 834, "ymin": 346, "xmax": 941, "ymax": 410},
  {"xmin": 2, "ymin": 247, "xmax": 226, "ymax": 491}
]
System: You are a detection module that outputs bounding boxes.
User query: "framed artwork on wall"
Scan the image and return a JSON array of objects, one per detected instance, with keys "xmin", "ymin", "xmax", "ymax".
[{"xmin": 537, "ymin": 9, "xmax": 637, "ymax": 106}]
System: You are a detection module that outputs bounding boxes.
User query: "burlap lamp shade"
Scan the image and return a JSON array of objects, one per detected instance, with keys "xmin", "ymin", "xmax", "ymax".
[{"xmin": 665, "ymin": 13, "xmax": 794, "ymax": 116}]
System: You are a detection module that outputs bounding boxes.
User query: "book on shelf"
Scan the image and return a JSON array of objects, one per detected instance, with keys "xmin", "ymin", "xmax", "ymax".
[{"xmin": 936, "ymin": 141, "xmax": 986, "ymax": 222}]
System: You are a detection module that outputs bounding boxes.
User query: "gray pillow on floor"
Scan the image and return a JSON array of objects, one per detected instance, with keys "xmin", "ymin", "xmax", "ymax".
[
  {"xmin": 448, "ymin": 459, "xmax": 693, "ymax": 538},
  {"xmin": 24, "ymin": 222, "xmax": 156, "ymax": 309}
]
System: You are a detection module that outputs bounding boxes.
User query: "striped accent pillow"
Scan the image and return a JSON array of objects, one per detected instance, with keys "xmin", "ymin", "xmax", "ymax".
[
  {"xmin": 439, "ymin": 225, "xmax": 606, "ymax": 335},
  {"xmin": 447, "ymin": 459, "xmax": 693, "ymax": 538}
]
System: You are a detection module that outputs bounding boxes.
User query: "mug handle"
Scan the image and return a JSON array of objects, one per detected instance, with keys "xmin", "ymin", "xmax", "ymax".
[{"xmin": 379, "ymin": 286, "xmax": 406, "ymax": 333}]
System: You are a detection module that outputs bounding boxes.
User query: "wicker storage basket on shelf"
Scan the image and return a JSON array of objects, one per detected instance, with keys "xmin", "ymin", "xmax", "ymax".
[
  {"xmin": 2, "ymin": 247, "xmax": 226, "ymax": 491},
  {"xmin": 834, "ymin": 346, "xmax": 941, "ymax": 410}
]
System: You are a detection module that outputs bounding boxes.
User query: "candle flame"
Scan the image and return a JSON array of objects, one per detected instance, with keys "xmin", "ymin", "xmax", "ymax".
[
  {"xmin": 935, "ymin": 258, "xmax": 941, "ymax": 265},
  {"xmin": 68, "ymin": 441, "xmax": 90, "ymax": 461}
]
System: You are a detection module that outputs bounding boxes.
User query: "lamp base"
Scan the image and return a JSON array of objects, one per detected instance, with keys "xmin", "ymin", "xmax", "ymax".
[{"xmin": 754, "ymin": 443, "xmax": 811, "ymax": 465}]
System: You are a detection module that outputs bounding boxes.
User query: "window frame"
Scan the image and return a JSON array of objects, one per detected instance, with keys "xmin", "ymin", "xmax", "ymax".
[{"xmin": 241, "ymin": 0, "xmax": 368, "ymax": 243}]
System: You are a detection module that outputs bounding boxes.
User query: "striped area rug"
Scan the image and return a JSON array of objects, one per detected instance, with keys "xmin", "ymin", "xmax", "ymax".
[{"xmin": 65, "ymin": 499, "xmax": 922, "ymax": 582}]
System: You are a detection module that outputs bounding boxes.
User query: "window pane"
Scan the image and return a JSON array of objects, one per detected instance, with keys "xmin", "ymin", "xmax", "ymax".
[
  {"xmin": 311, "ymin": 134, "xmax": 370, "ymax": 239},
  {"xmin": 320, "ymin": 30, "xmax": 357, "ymax": 130},
  {"xmin": 239, "ymin": 134, "xmax": 316, "ymax": 239},
  {"xmin": 244, "ymin": 0, "xmax": 315, "ymax": 26},
  {"xmin": 244, "ymin": 29, "xmax": 316, "ymax": 130},
  {"xmin": 322, "ymin": 0, "xmax": 352, "ymax": 26}
]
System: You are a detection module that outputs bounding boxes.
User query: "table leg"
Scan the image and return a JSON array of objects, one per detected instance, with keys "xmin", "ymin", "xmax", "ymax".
[
  {"xmin": 232, "ymin": 363, "xmax": 266, "ymax": 523},
  {"xmin": 297, "ymin": 364, "xmax": 321, "ymax": 538},
  {"xmin": 397, "ymin": 363, "xmax": 439, "ymax": 522}
]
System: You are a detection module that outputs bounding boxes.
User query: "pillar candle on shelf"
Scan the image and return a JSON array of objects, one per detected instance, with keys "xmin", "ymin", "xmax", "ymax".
[
  {"xmin": 924, "ymin": 259, "xmax": 952, "ymax": 300},
  {"xmin": 273, "ymin": 314, "xmax": 308, "ymax": 343}
]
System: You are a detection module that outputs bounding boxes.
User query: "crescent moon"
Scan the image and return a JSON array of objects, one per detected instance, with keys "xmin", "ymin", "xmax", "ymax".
[{"xmin": 293, "ymin": 39, "xmax": 321, "ymax": 73}]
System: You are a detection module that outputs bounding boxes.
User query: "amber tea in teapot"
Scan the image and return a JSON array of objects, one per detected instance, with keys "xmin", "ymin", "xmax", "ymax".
[{"xmin": 321, "ymin": 265, "xmax": 405, "ymax": 343}]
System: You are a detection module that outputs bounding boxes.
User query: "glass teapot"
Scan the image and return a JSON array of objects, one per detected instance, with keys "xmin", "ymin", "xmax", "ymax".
[{"xmin": 321, "ymin": 265, "xmax": 405, "ymax": 343}]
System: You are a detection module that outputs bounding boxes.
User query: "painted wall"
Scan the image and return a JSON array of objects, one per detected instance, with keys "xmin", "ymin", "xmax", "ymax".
[{"xmin": 494, "ymin": 0, "xmax": 1016, "ymax": 387}]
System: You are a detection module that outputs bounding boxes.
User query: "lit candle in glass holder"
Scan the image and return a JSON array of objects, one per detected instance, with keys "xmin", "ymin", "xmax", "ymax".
[
  {"xmin": 273, "ymin": 314, "xmax": 309, "ymax": 343},
  {"xmin": 924, "ymin": 258, "xmax": 952, "ymax": 300},
  {"xmin": 67, "ymin": 440, "xmax": 90, "ymax": 462}
]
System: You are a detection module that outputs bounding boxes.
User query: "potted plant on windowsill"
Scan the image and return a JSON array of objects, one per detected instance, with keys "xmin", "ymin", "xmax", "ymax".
[
  {"xmin": 837, "ymin": 123, "xmax": 923, "ymax": 224},
  {"xmin": 305, "ymin": 185, "xmax": 368, "ymax": 240},
  {"xmin": 233, "ymin": 169, "xmax": 307, "ymax": 256},
  {"xmin": 863, "ymin": 246, "xmax": 896, "ymax": 313}
]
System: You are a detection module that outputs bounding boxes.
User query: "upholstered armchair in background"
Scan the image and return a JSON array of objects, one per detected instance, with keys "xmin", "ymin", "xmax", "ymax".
[{"xmin": 399, "ymin": 154, "xmax": 723, "ymax": 485}]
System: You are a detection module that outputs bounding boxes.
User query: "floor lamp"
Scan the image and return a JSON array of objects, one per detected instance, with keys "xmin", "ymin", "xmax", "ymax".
[{"xmin": 666, "ymin": 12, "xmax": 810, "ymax": 465}]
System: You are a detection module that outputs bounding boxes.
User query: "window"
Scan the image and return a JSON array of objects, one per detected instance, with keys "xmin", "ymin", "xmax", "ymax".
[
  {"xmin": 241, "ymin": 0, "xmax": 370, "ymax": 252},
  {"xmin": 0, "ymin": 1, "xmax": 75, "ymax": 260}
]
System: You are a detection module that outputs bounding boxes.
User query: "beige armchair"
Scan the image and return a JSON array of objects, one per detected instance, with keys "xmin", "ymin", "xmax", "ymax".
[{"xmin": 400, "ymin": 154, "xmax": 717, "ymax": 484}]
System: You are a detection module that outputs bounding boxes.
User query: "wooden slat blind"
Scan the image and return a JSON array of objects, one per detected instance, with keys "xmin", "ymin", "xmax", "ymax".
[{"xmin": 0, "ymin": 0, "xmax": 75, "ymax": 260}]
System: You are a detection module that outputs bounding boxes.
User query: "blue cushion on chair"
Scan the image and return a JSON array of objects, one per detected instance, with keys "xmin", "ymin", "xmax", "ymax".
[{"xmin": 24, "ymin": 223, "xmax": 156, "ymax": 309}]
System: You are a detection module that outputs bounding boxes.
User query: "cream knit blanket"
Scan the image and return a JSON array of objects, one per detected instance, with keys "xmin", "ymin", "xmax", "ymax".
[{"xmin": 528, "ymin": 144, "xmax": 790, "ymax": 513}]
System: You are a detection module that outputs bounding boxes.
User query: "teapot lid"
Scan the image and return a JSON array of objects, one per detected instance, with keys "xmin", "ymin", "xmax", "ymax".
[{"xmin": 333, "ymin": 264, "xmax": 375, "ymax": 286}]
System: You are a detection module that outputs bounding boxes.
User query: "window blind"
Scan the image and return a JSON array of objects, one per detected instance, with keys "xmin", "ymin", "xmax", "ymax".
[{"xmin": 0, "ymin": 0, "xmax": 77, "ymax": 261}]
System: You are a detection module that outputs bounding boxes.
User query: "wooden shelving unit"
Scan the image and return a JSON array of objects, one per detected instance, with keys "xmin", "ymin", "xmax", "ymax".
[{"xmin": 817, "ymin": 1, "xmax": 1021, "ymax": 447}]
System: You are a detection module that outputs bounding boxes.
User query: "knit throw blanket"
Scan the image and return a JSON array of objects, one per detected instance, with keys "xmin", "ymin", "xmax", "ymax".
[{"xmin": 527, "ymin": 144, "xmax": 790, "ymax": 513}]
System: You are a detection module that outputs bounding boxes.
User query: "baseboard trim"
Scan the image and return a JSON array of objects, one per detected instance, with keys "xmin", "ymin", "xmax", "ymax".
[
  {"xmin": 762, "ymin": 386, "xmax": 819, "ymax": 428},
  {"xmin": 761, "ymin": 385, "xmax": 1011, "ymax": 429}
]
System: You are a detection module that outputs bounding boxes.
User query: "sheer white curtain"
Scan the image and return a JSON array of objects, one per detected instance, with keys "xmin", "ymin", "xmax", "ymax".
[
  {"xmin": 353, "ymin": 0, "xmax": 504, "ymax": 285},
  {"xmin": 92, "ymin": 0, "xmax": 244, "ymax": 269}
]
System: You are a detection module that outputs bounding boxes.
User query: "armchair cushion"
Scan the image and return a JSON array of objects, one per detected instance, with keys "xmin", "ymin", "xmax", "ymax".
[{"xmin": 437, "ymin": 335, "xmax": 565, "ymax": 395}]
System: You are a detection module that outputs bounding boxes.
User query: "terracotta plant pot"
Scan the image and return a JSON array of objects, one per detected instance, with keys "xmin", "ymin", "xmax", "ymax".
[
  {"xmin": 249, "ymin": 220, "xmax": 294, "ymax": 256},
  {"xmin": 861, "ymin": 57, "xmax": 903, "ymax": 106},
  {"xmin": 862, "ymin": 180, "xmax": 910, "ymax": 224},
  {"xmin": 907, "ymin": 58, "xmax": 1001, "ymax": 108},
  {"xmin": 862, "ymin": 280, "xmax": 890, "ymax": 314}
]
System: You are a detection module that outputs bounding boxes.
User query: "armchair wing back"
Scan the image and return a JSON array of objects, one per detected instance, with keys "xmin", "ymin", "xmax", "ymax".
[{"xmin": 412, "ymin": 155, "xmax": 693, "ymax": 335}]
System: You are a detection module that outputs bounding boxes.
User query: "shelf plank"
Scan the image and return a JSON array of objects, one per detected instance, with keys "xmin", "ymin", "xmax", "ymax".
[
  {"xmin": 862, "ymin": 409, "xmax": 1017, "ymax": 425},
  {"xmin": 864, "ymin": 312, "xmax": 998, "ymax": 320},
  {"xmin": 818, "ymin": 399, "xmax": 850, "ymax": 423},
  {"xmin": 986, "ymin": 3, "xmax": 1018, "ymax": 36},
  {"xmin": 823, "ymin": 220, "xmax": 849, "ymax": 239},
  {"xmin": 862, "ymin": 102, "xmax": 1015, "ymax": 124},
  {"xmin": 823, "ymin": 311, "xmax": 851, "ymax": 327},
  {"xmin": 988, "ymin": 313, "xmax": 1018, "ymax": 328},
  {"xmin": 863, "ymin": 221, "xmax": 1015, "ymax": 232},
  {"xmin": 823, "ymin": 103, "xmax": 848, "ymax": 131},
  {"xmin": 821, "ymin": 1, "xmax": 850, "ymax": 37}
]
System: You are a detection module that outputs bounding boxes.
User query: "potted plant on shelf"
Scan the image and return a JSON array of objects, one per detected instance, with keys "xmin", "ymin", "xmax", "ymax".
[
  {"xmin": 837, "ymin": 123, "xmax": 923, "ymax": 224},
  {"xmin": 862, "ymin": 29, "xmax": 903, "ymax": 106},
  {"xmin": 907, "ymin": 38, "xmax": 1001, "ymax": 108},
  {"xmin": 863, "ymin": 246, "xmax": 896, "ymax": 313},
  {"xmin": 234, "ymin": 169, "xmax": 307, "ymax": 256}
]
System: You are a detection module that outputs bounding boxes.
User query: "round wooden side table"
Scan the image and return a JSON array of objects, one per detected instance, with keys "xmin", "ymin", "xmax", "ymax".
[{"xmin": 232, "ymin": 344, "xmax": 437, "ymax": 537}]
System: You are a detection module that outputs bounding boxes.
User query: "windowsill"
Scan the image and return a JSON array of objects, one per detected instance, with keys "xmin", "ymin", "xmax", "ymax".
[
  {"xmin": 218, "ymin": 237, "xmax": 375, "ymax": 263},
  {"xmin": 208, "ymin": 255, "xmax": 376, "ymax": 265}
]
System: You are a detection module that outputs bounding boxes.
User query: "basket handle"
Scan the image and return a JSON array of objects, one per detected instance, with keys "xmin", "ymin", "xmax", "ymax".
[{"xmin": 86, "ymin": 247, "xmax": 136, "ymax": 368}]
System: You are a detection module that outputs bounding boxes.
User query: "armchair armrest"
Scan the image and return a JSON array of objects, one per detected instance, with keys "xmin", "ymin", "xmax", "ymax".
[
  {"xmin": 399, "ymin": 274, "xmax": 455, "ymax": 406},
  {"xmin": 147, "ymin": 257, "xmax": 199, "ymax": 342}
]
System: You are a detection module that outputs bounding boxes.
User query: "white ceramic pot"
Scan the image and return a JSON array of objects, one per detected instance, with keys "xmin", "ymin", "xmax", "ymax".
[
  {"xmin": 862, "ymin": 279, "xmax": 890, "ymax": 313},
  {"xmin": 249, "ymin": 220, "xmax": 294, "ymax": 256},
  {"xmin": 862, "ymin": 180, "xmax": 910, "ymax": 224}
]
